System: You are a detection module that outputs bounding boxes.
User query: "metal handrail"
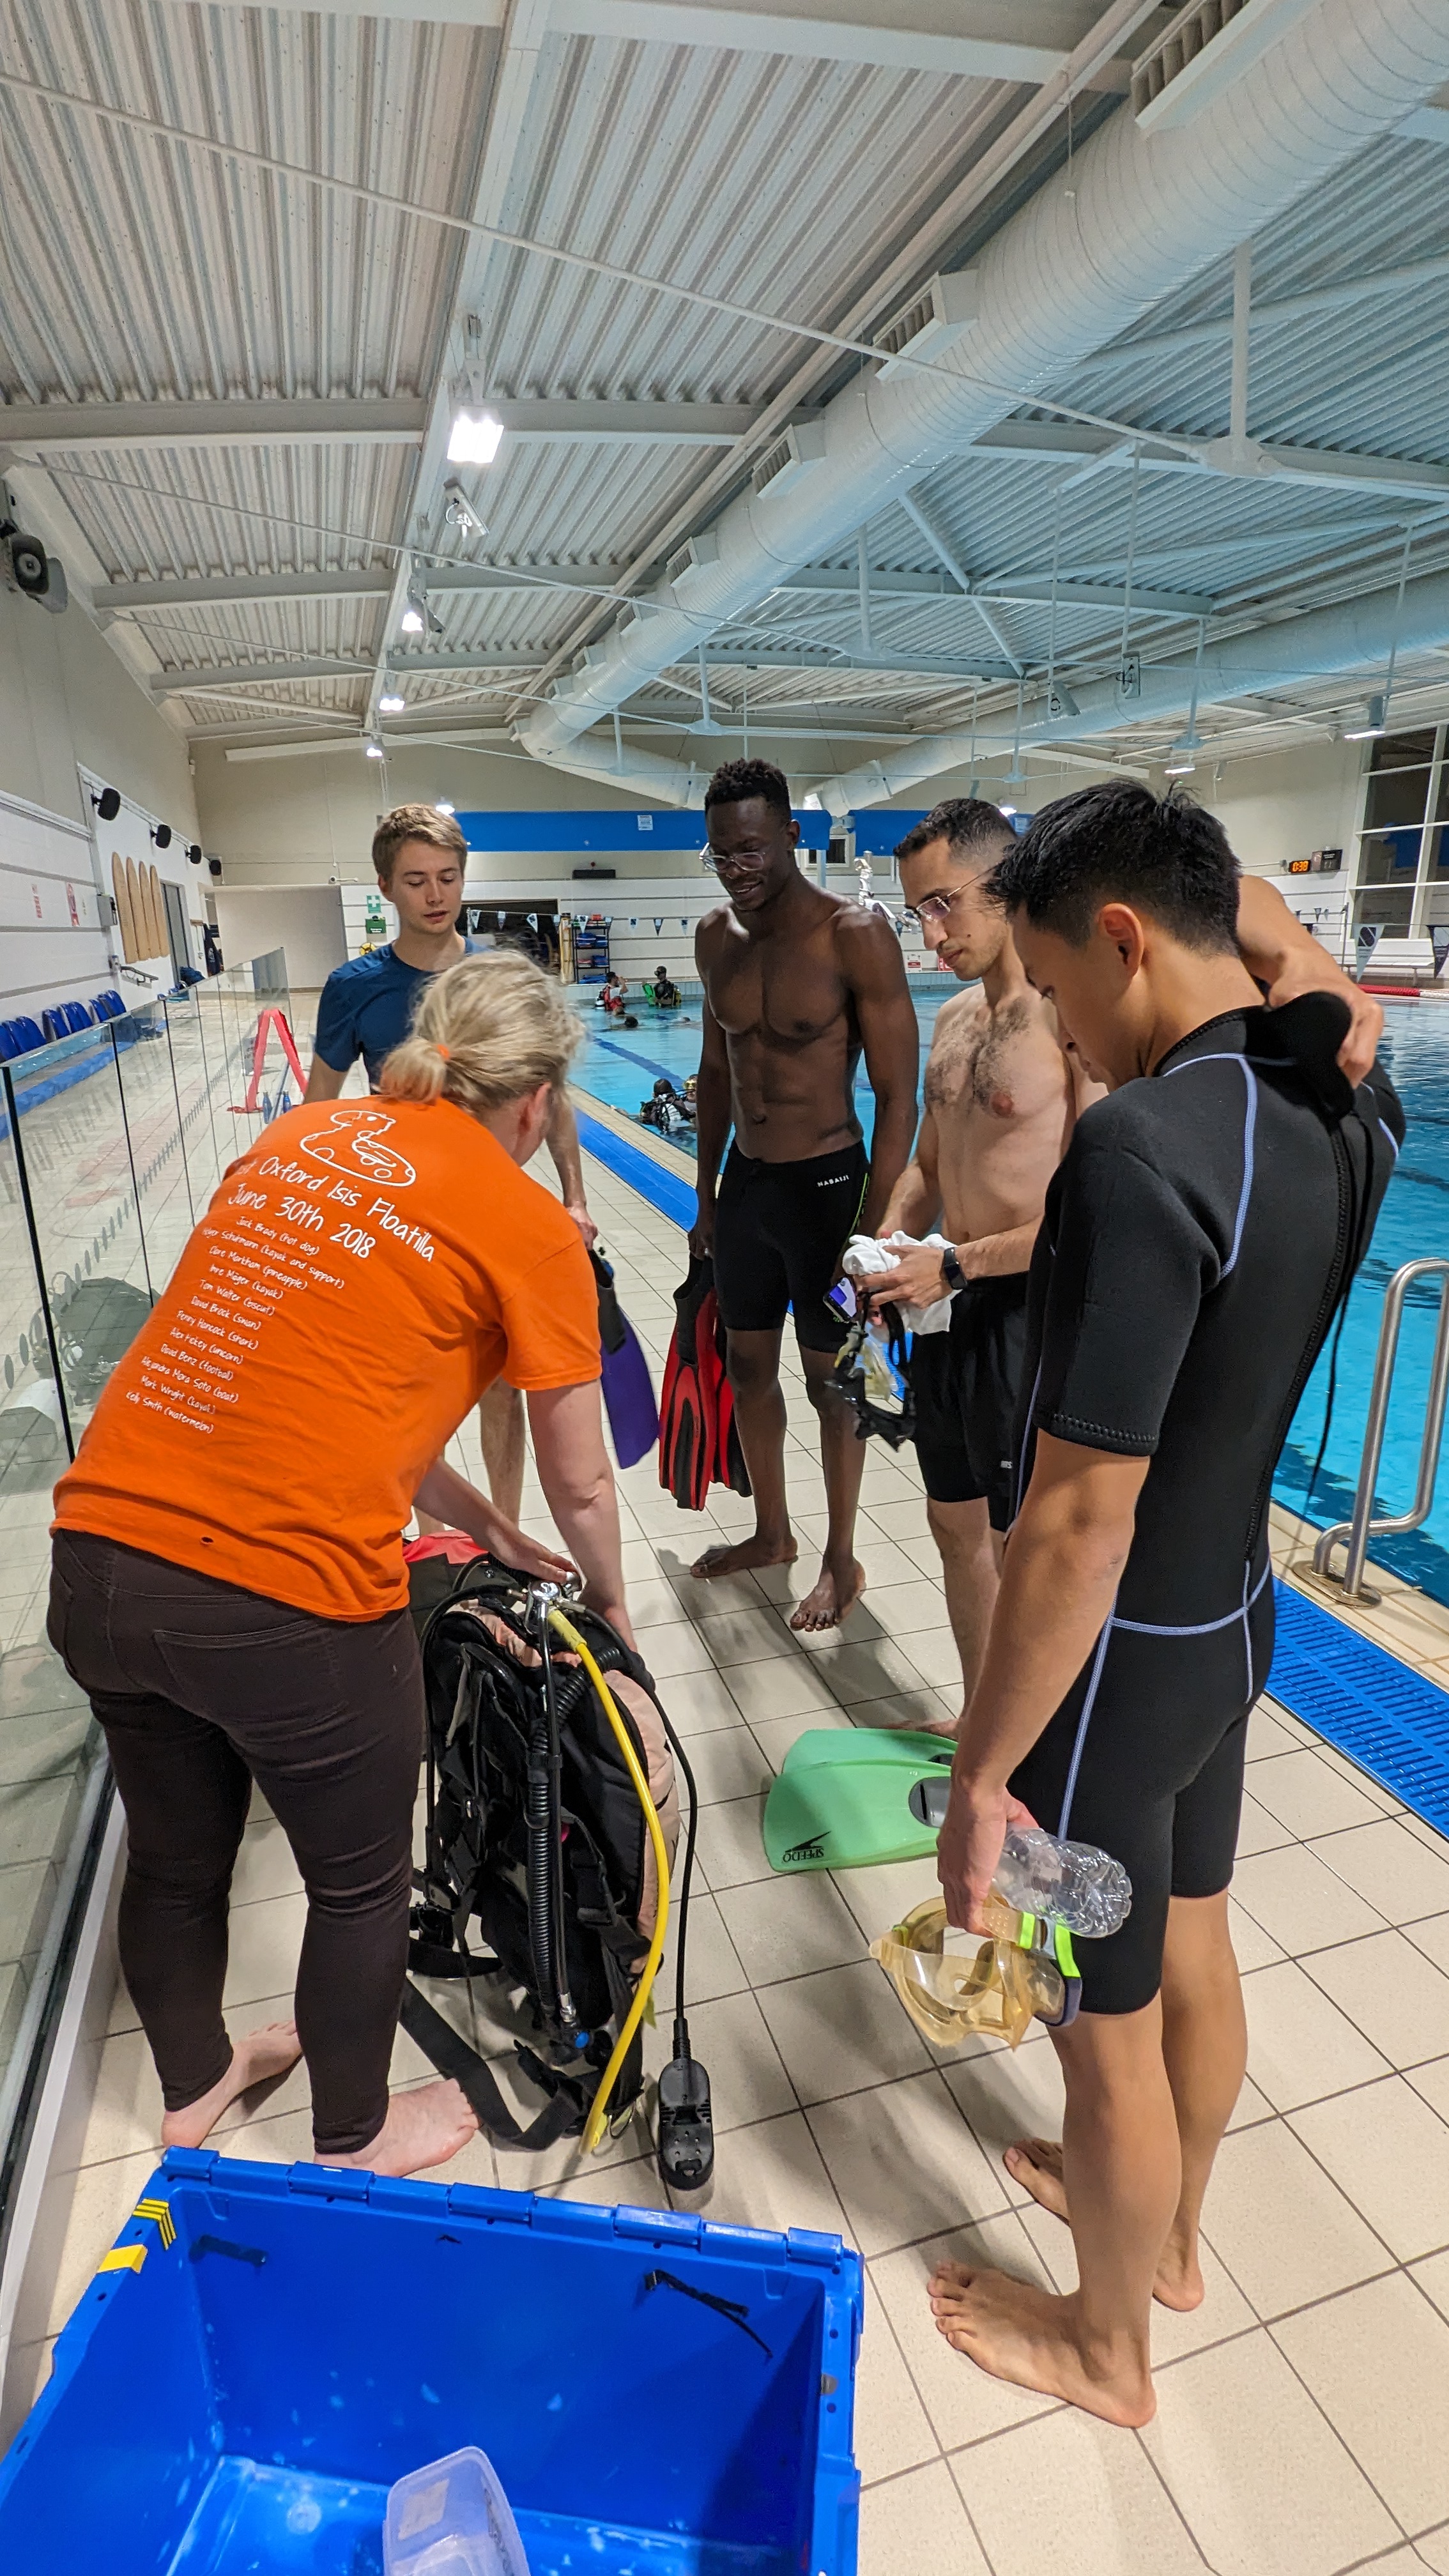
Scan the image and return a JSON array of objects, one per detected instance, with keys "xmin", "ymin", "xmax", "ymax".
[{"xmin": 1312, "ymin": 1257, "xmax": 1449, "ymax": 1599}]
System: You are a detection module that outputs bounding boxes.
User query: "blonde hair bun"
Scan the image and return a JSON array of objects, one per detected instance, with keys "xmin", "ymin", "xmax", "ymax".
[{"xmin": 379, "ymin": 949, "xmax": 581, "ymax": 1113}]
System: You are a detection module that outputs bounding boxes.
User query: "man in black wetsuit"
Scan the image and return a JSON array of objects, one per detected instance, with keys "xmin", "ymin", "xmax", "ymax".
[{"xmin": 930, "ymin": 783, "xmax": 1402, "ymax": 2429}]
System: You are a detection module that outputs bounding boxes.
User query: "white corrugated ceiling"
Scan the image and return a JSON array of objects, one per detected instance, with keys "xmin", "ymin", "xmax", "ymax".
[{"xmin": 4, "ymin": 0, "xmax": 1449, "ymax": 786}]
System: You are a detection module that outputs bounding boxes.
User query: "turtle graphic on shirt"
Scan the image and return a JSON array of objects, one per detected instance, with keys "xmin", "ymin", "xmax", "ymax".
[{"xmin": 296, "ymin": 1106, "xmax": 418, "ymax": 1188}]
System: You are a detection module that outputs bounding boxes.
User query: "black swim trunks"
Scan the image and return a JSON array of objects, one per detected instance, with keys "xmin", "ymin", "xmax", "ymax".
[
  {"xmin": 908, "ymin": 1275, "xmax": 1029, "ymax": 1530},
  {"xmin": 713, "ymin": 1140, "xmax": 869, "ymax": 1353},
  {"xmin": 1007, "ymin": 1002, "xmax": 1402, "ymax": 2015}
]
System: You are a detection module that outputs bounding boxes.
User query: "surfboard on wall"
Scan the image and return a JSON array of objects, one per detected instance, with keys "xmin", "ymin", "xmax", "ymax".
[
  {"xmin": 125, "ymin": 857, "xmax": 144, "ymax": 962},
  {"xmin": 112, "ymin": 852, "xmax": 136, "ymax": 962},
  {"xmin": 146, "ymin": 861, "xmax": 165, "ymax": 960}
]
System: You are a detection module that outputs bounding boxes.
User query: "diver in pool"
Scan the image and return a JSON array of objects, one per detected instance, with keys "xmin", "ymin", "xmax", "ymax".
[{"xmin": 928, "ymin": 783, "xmax": 1400, "ymax": 2429}]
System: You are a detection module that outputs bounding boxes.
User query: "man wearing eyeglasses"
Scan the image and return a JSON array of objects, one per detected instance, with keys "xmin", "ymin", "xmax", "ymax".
[
  {"xmin": 689, "ymin": 758, "xmax": 919, "ymax": 1631},
  {"xmin": 877, "ymin": 794, "xmax": 1385, "ymax": 1729}
]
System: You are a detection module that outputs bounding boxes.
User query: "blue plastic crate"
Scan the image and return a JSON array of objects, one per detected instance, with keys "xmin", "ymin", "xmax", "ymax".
[{"xmin": 0, "ymin": 2149, "xmax": 863, "ymax": 2575}]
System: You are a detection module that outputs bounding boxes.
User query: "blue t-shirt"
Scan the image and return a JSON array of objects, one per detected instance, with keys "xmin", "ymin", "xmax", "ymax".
[{"xmin": 314, "ymin": 938, "xmax": 482, "ymax": 1089}]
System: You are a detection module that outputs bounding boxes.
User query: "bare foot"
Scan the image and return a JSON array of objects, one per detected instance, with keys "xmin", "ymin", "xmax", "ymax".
[
  {"xmin": 788, "ymin": 1555, "xmax": 866, "ymax": 1633},
  {"xmin": 1004, "ymin": 2138, "xmax": 1206, "ymax": 2313},
  {"xmin": 691, "ymin": 1532, "xmax": 797, "ymax": 1581},
  {"xmin": 1004, "ymin": 2136, "xmax": 1070, "ymax": 2221},
  {"xmin": 160, "ymin": 2021, "xmax": 303, "ymax": 2150},
  {"xmin": 323, "ymin": 2079, "xmax": 477, "ymax": 2178},
  {"xmin": 928, "ymin": 2260, "xmax": 1155, "ymax": 2428}
]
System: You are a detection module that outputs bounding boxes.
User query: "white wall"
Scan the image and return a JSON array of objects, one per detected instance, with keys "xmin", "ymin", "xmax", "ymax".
[
  {"xmin": 195, "ymin": 733, "xmax": 1036, "ymax": 886},
  {"xmin": 213, "ymin": 885, "xmax": 346, "ymax": 990},
  {"xmin": 0, "ymin": 579, "xmax": 201, "ymax": 1018},
  {"xmin": 0, "ymin": 579, "xmax": 197, "ymax": 842},
  {"xmin": 81, "ymin": 773, "xmax": 206, "ymax": 988},
  {"xmin": 194, "ymin": 740, "xmax": 653, "ymax": 885},
  {"xmin": 0, "ymin": 789, "xmax": 111, "ymax": 1023},
  {"xmin": 1196, "ymin": 740, "xmax": 1361, "ymax": 877}
]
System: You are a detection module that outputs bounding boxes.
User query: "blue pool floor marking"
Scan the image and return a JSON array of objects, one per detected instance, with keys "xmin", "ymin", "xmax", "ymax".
[
  {"xmin": 586, "ymin": 1026, "xmax": 697, "ymax": 1089},
  {"xmin": 578, "ymin": 1096, "xmax": 1449, "ymax": 1846},
  {"xmin": 1269, "ymin": 1581, "xmax": 1449, "ymax": 1837},
  {"xmin": 574, "ymin": 1107, "xmax": 696, "ymax": 1232}
]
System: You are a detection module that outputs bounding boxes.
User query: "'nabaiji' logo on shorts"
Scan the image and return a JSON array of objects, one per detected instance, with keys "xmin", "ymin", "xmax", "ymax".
[{"xmin": 296, "ymin": 1107, "xmax": 417, "ymax": 1188}]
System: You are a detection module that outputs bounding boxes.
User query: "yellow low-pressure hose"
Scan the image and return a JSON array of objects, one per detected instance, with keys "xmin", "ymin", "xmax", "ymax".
[{"xmin": 546, "ymin": 1607, "xmax": 671, "ymax": 2156}]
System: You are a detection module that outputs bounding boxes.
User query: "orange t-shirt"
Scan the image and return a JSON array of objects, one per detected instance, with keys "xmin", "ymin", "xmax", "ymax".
[{"xmin": 53, "ymin": 1096, "xmax": 600, "ymax": 1620}]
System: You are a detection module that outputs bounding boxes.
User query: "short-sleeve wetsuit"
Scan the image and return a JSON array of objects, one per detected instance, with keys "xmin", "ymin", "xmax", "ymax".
[{"xmin": 1008, "ymin": 999, "xmax": 1403, "ymax": 2013}]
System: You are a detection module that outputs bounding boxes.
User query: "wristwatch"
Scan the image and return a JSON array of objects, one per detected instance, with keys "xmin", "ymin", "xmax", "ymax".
[{"xmin": 940, "ymin": 1243, "xmax": 966, "ymax": 1295}]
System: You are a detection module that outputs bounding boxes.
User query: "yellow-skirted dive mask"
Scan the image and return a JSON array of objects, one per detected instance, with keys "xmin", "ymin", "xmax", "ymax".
[{"xmin": 870, "ymin": 1894, "xmax": 1082, "ymax": 2049}]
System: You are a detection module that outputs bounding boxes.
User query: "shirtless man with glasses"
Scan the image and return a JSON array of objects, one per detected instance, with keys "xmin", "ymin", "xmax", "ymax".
[
  {"xmin": 877, "ymin": 794, "xmax": 1384, "ymax": 1727},
  {"xmin": 689, "ymin": 758, "xmax": 919, "ymax": 1630}
]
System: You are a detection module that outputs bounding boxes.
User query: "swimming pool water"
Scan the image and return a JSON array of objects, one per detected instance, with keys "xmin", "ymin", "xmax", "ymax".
[
  {"xmin": 1275, "ymin": 1002, "xmax": 1449, "ymax": 1605},
  {"xmin": 572, "ymin": 992, "xmax": 1449, "ymax": 1609}
]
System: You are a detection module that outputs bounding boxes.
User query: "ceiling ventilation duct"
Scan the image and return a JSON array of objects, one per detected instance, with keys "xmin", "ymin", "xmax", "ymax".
[
  {"xmin": 1132, "ymin": 0, "xmax": 1321, "ymax": 130},
  {"xmin": 519, "ymin": 0, "xmax": 1449, "ymax": 794},
  {"xmin": 750, "ymin": 422, "xmax": 829, "ymax": 500},
  {"xmin": 666, "ymin": 530, "xmax": 721, "ymax": 600},
  {"xmin": 818, "ymin": 554, "xmax": 1449, "ymax": 811},
  {"xmin": 874, "ymin": 271, "xmax": 979, "ymax": 379}
]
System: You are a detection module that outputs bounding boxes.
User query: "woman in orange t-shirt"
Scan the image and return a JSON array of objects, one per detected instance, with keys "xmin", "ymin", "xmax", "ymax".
[{"xmin": 50, "ymin": 953, "xmax": 630, "ymax": 2181}]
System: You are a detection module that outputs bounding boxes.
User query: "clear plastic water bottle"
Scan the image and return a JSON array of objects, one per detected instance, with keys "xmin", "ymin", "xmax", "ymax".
[{"xmin": 993, "ymin": 1827, "xmax": 1131, "ymax": 1938}]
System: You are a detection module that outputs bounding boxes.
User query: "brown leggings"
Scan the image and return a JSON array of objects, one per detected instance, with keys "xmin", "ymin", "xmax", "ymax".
[{"xmin": 49, "ymin": 1529, "xmax": 424, "ymax": 2156}]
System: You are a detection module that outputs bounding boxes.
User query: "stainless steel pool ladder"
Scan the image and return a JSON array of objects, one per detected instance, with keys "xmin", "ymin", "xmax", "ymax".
[{"xmin": 1312, "ymin": 1258, "xmax": 1449, "ymax": 1600}]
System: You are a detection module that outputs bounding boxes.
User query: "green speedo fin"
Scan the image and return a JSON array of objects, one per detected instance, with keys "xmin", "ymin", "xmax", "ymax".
[{"xmin": 762, "ymin": 1728, "xmax": 955, "ymax": 1873}]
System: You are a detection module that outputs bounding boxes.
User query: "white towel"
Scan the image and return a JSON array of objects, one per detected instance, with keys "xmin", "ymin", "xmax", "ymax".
[{"xmin": 841, "ymin": 1231, "xmax": 956, "ymax": 1335}]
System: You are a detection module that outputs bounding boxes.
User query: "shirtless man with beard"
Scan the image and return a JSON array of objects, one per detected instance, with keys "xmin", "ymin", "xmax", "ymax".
[{"xmin": 877, "ymin": 794, "xmax": 1383, "ymax": 1724}]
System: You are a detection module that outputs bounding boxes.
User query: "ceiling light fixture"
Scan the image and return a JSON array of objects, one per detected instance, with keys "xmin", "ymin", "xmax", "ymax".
[
  {"xmin": 447, "ymin": 406, "xmax": 504, "ymax": 467},
  {"xmin": 1343, "ymin": 693, "xmax": 1386, "ymax": 741},
  {"xmin": 443, "ymin": 477, "xmax": 487, "ymax": 537},
  {"xmin": 400, "ymin": 594, "xmax": 425, "ymax": 634},
  {"xmin": 365, "ymin": 735, "xmax": 385, "ymax": 760},
  {"xmin": 435, "ymin": 800, "xmax": 456, "ymax": 815},
  {"xmin": 378, "ymin": 682, "xmax": 406, "ymax": 714},
  {"xmin": 1164, "ymin": 725, "xmax": 1203, "ymax": 778}
]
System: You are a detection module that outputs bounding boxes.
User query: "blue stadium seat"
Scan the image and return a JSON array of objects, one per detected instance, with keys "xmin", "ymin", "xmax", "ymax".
[
  {"xmin": 0, "ymin": 1017, "xmax": 46, "ymax": 1061},
  {"xmin": 42, "ymin": 1002, "xmax": 95, "ymax": 1041}
]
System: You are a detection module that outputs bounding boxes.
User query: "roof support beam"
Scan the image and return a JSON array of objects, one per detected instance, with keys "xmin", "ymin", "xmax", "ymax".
[
  {"xmin": 153, "ymin": 641, "xmax": 1015, "ymax": 694},
  {"xmin": 491, "ymin": 399, "xmax": 775, "ymax": 442},
  {"xmin": 153, "ymin": 656, "xmax": 539, "ymax": 696},
  {"xmin": 967, "ymin": 420, "xmax": 1449, "ymax": 503},
  {"xmin": 0, "ymin": 398, "xmax": 427, "ymax": 450},
  {"xmin": 1094, "ymin": 250, "xmax": 1449, "ymax": 368},
  {"xmin": 104, "ymin": 571, "xmax": 394, "ymax": 611},
  {"xmin": 898, "ymin": 492, "xmax": 1025, "ymax": 676},
  {"xmin": 659, "ymin": 641, "xmax": 1016, "ymax": 680},
  {"xmin": 191, "ymin": 0, "xmax": 1137, "ymax": 91},
  {"xmin": 364, "ymin": 0, "xmax": 553, "ymax": 726},
  {"xmin": 104, "ymin": 559, "xmax": 1211, "ymax": 617},
  {"xmin": 774, "ymin": 563, "xmax": 1212, "ymax": 616}
]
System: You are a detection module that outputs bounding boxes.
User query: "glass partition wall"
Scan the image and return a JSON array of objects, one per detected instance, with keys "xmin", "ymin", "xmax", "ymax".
[{"xmin": 0, "ymin": 955, "xmax": 296, "ymax": 2221}]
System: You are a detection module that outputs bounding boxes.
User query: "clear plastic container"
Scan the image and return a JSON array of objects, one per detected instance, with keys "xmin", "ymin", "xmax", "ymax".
[
  {"xmin": 992, "ymin": 1827, "xmax": 1131, "ymax": 1938},
  {"xmin": 384, "ymin": 2446, "xmax": 530, "ymax": 2576}
]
